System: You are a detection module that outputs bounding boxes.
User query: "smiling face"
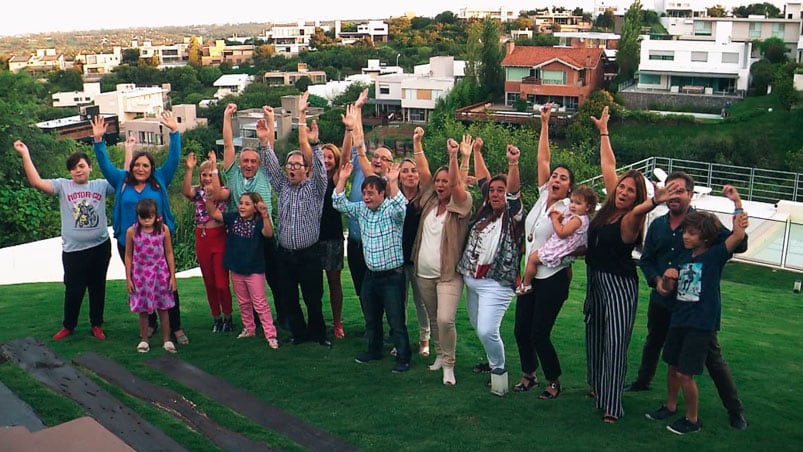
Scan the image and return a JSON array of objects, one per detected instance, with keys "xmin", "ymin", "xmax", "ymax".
[
  {"xmin": 239, "ymin": 149, "xmax": 260, "ymax": 179},
  {"xmin": 323, "ymin": 147, "xmax": 337, "ymax": 173},
  {"xmin": 399, "ymin": 160, "xmax": 419, "ymax": 192},
  {"xmin": 548, "ymin": 167, "xmax": 573, "ymax": 202},
  {"xmin": 487, "ymin": 179, "xmax": 507, "ymax": 211},
  {"xmin": 362, "ymin": 184, "xmax": 385, "ymax": 211},
  {"xmin": 199, "ymin": 164, "xmax": 216, "ymax": 187},
  {"xmin": 285, "ymin": 153, "xmax": 307, "ymax": 185},
  {"xmin": 371, "ymin": 147, "xmax": 393, "ymax": 176},
  {"xmin": 238, "ymin": 194, "xmax": 257, "ymax": 218},
  {"xmin": 131, "ymin": 155, "xmax": 153, "ymax": 184},
  {"xmin": 69, "ymin": 158, "xmax": 91, "ymax": 185}
]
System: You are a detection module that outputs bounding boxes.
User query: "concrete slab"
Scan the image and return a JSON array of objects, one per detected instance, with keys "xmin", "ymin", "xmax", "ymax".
[{"xmin": 0, "ymin": 381, "xmax": 45, "ymax": 432}]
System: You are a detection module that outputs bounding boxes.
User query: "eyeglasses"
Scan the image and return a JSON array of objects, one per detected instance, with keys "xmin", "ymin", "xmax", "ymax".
[
  {"xmin": 371, "ymin": 154, "xmax": 393, "ymax": 163},
  {"xmin": 285, "ymin": 162, "xmax": 306, "ymax": 170}
]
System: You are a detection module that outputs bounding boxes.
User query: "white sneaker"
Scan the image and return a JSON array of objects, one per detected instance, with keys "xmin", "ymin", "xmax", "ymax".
[
  {"xmin": 428, "ymin": 357, "xmax": 443, "ymax": 371},
  {"xmin": 443, "ymin": 367, "xmax": 456, "ymax": 386}
]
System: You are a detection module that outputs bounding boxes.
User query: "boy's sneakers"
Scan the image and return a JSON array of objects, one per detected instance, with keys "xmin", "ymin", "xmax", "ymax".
[
  {"xmin": 52, "ymin": 327, "xmax": 72, "ymax": 341},
  {"xmin": 222, "ymin": 317, "xmax": 234, "ymax": 333},
  {"xmin": 729, "ymin": 411, "xmax": 749, "ymax": 430},
  {"xmin": 90, "ymin": 326, "xmax": 106, "ymax": 340},
  {"xmin": 646, "ymin": 405, "xmax": 677, "ymax": 421},
  {"xmin": 667, "ymin": 417, "xmax": 702, "ymax": 435},
  {"xmin": 237, "ymin": 330, "xmax": 255, "ymax": 339},
  {"xmin": 212, "ymin": 317, "xmax": 224, "ymax": 333}
]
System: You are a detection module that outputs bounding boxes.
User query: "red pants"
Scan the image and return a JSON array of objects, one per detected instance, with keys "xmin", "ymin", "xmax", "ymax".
[{"xmin": 195, "ymin": 226, "xmax": 232, "ymax": 317}]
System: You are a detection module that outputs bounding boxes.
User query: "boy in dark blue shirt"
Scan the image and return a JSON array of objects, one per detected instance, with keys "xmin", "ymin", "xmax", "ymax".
[{"xmin": 650, "ymin": 185, "xmax": 748, "ymax": 435}]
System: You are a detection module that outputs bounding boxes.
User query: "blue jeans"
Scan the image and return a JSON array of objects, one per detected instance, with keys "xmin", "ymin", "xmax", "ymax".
[{"xmin": 362, "ymin": 268, "xmax": 411, "ymax": 363}]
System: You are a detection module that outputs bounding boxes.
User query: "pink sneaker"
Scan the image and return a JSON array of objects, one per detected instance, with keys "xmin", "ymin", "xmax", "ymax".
[{"xmin": 91, "ymin": 326, "xmax": 106, "ymax": 340}]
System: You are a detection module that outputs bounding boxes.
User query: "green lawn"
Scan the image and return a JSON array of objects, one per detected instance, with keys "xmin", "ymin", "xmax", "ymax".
[{"xmin": 1, "ymin": 262, "xmax": 802, "ymax": 451}]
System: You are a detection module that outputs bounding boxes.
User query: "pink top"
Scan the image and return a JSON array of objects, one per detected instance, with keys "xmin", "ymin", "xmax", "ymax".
[{"xmin": 192, "ymin": 186, "xmax": 227, "ymax": 225}]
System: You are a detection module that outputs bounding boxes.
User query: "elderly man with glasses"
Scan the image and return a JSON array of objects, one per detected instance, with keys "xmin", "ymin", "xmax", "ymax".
[{"xmin": 259, "ymin": 94, "xmax": 330, "ymax": 347}]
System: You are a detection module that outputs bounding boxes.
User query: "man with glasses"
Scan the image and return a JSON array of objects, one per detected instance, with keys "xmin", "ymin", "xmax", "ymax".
[
  {"xmin": 631, "ymin": 171, "xmax": 748, "ymax": 430},
  {"xmin": 259, "ymin": 96, "xmax": 330, "ymax": 347}
]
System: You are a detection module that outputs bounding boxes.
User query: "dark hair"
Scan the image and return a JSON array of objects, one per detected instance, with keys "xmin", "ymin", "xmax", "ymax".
[
  {"xmin": 572, "ymin": 185, "xmax": 598, "ymax": 212},
  {"xmin": 285, "ymin": 150, "xmax": 310, "ymax": 168},
  {"xmin": 125, "ymin": 151, "xmax": 161, "ymax": 190},
  {"xmin": 553, "ymin": 164, "xmax": 575, "ymax": 190},
  {"xmin": 66, "ymin": 152, "xmax": 91, "ymax": 171},
  {"xmin": 682, "ymin": 211, "xmax": 721, "ymax": 245},
  {"xmin": 666, "ymin": 171, "xmax": 694, "ymax": 192},
  {"xmin": 590, "ymin": 169, "xmax": 648, "ymax": 242},
  {"xmin": 239, "ymin": 192, "xmax": 264, "ymax": 219},
  {"xmin": 135, "ymin": 198, "xmax": 162, "ymax": 233},
  {"xmin": 362, "ymin": 175, "xmax": 386, "ymax": 194}
]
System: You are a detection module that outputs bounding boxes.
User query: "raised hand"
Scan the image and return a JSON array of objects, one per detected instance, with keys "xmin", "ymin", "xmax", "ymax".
[
  {"xmin": 224, "ymin": 103, "xmax": 237, "ymax": 117},
  {"xmin": 460, "ymin": 134, "xmax": 473, "ymax": 158},
  {"xmin": 387, "ymin": 161, "xmax": 401, "ymax": 183},
  {"xmin": 722, "ymin": 184, "xmax": 741, "ymax": 203},
  {"xmin": 13, "ymin": 140, "xmax": 29, "ymax": 156},
  {"xmin": 125, "ymin": 136, "xmax": 137, "ymax": 153},
  {"xmin": 262, "ymin": 105, "xmax": 274, "ymax": 124},
  {"xmin": 590, "ymin": 105, "xmax": 610, "ymax": 134},
  {"xmin": 341, "ymin": 104, "xmax": 358, "ymax": 130},
  {"xmin": 255, "ymin": 119, "xmax": 271, "ymax": 144},
  {"xmin": 297, "ymin": 91, "xmax": 309, "ymax": 114},
  {"xmin": 160, "ymin": 110, "xmax": 179, "ymax": 132},
  {"xmin": 207, "ymin": 150, "xmax": 217, "ymax": 166},
  {"xmin": 653, "ymin": 179, "xmax": 685, "ymax": 204},
  {"xmin": 339, "ymin": 161, "xmax": 353, "ymax": 180},
  {"xmin": 308, "ymin": 119, "xmax": 320, "ymax": 143},
  {"xmin": 186, "ymin": 152, "xmax": 197, "ymax": 169},
  {"xmin": 413, "ymin": 126, "xmax": 425, "ymax": 142},
  {"xmin": 91, "ymin": 115, "xmax": 107, "ymax": 142},
  {"xmin": 540, "ymin": 102, "xmax": 554, "ymax": 123},
  {"xmin": 355, "ymin": 88, "xmax": 369, "ymax": 109},
  {"xmin": 256, "ymin": 201, "xmax": 269, "ymax": 218},
  {"xmin": 506, "ymin": 144, "xmax": 521, "ymax": 164},
  {"xmin": 447, "ymin": 138, "xmax": 459, "ymax": 157},
  {"xmin": 473, "ymin": 137, "xmax": 484, "ymax": 153}
]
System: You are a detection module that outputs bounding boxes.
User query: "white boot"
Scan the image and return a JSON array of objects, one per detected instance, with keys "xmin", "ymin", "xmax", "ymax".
[
  {"xmin": 428, "ymin": 356, "xmax": 443, "ymax": 371},
  {"xmin": 443, "ymin": 366, "xmax": 456, "ymax": 386}
]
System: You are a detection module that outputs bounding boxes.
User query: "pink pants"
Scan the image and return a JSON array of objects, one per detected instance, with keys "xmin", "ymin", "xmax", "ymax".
[
  {"xmin": 196, "ymin": 226, "xmax": 232, "ymax": 317},
  {"xmin": 230, "ymin": 272, "xmax": 277, "ymax": 339}
]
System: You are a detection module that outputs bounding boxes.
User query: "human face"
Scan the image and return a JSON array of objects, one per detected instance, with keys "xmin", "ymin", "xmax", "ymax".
[
  {"xmin": 285, "ymin": 154, "xmax": 307, "ymax": 185},
  {"xmin": 569, "ymin": 194, "xmax": 590, "ymax": 216},
  {"xmin": 400, "ymin": 161, "xmax": 419, "ymax": 192},
  {"xmin": 239, "ymin": 150, "xmax": 259, "ymax": 179},
  {"xmin": 132, "ymin": 156, "xmax": 152, "ymax": 183},
  {"xmin": 614, "ymin": 176, "xmax": 638, "ymax": 210},
  {"xmin": 665, "ymin": 178, "xmax": 692, "ymax": 216},
  {"xmin": 362, "ymin": 185, "xmax": 385, "ymax": 211},
  {"xmin": 137, "ymin": 213, "xmax": 156, "ymax": 230},
  {"xmin": 371, "ymin": 148, "xmax": 393, "ymax": 176},
  {"xmin": 323, "ymin": 148, "xmax": 337, "ymax": 173},
  {"xmin": 488, "ymin": 180, "xmax": 507, "ymax": 211},
  {"xmin": 548, "ymin": 167, "xmax": 572, "ymax": 201},
  {"xmin": 682, "ymin": 227, "xmax": 706, "ymax": 253},
  {"xmin": 69, "ymin": 158, "xmax": 91, "ymax": 185},
  {"xmin": 433, "ymin": 169, "xmax": 451, "ymax": 203},
  {"xmin": 238, "ymin": 195, "xmax": 256, "ymax": 218},
  {"xmin": 200, "ymin": 168, "xmax": 216, "ymax": 187}
]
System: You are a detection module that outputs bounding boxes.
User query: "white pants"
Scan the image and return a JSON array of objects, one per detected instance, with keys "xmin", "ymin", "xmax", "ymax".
[{"xmin": 464, "ymin": 275, "xmax": 514, "ymax": 371}]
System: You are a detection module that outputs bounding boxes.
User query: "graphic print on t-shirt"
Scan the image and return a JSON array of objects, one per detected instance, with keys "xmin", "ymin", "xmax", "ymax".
[
  {"xmin": 677, "ymin": 262, "xmax": 702, "ymax": 302},
  {"xmin": 73, "ymin": 198, "xmax": 100, "ymax": 228}
]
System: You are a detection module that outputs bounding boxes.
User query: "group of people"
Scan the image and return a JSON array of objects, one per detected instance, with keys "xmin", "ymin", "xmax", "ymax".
[{"xmin": 15, "ymin": 95, "xmax": 750, "ymax": 432}]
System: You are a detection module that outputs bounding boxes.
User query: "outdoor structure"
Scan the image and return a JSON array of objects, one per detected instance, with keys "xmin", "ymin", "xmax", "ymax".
[
  {"xmin": 74, "ymin": 47, "xmax": 122, "ymax": 82},
  {"xmin": 93, "ymin": 83, "xmax": 170, "ymax": 124},
  {"xmin": 52, "ymin": 83, "xmax": 102, "ymax": 108},
  {"xmin": 8, "ymin": 49, "xmax": 65, "ymax": 74},
  {"xmin": 264, "ymin": 63, "xmax": 327, "ymax": 86},
  {"xmin": 530, "ymin": 10, "xmax": 593, "ymax": 33},
  {"xmin": 131, "ymin": 39, "xmax": 193, "ymax": 69},
  {"xmin": 457, "ymin": 6, "xmax": 517, "ymax": 22},
  {"xmin": 122, "ymin": 104, "xmax": 206, "ymax": 147},
  {"xmin": 213, "ymin": 74, "xmax": 254, "ymax": 99},
  {"xmin": 36, "ymin": 108, "xmax": 119, "ymax": 145},
  {"xmin": 261, "ymin": 21, "xmax": 330, "ymax": 56},
  {"xmin": 214, "ymin": 96, "xmax": 321, "ymax": 148},
  {"xmin": 307, "ymin": 74, "xmax": 374, "ymax": 104},
  {"xmin": 335, "ymin": 20, "xmax": 389, "ymax": 44},
  {"xmin": 201, "ymin": 40, "xmax": 255, "ymax": 66},
  {"xmin": 501, "ymin": 41, "xmax": 606, "ymax": 111}
]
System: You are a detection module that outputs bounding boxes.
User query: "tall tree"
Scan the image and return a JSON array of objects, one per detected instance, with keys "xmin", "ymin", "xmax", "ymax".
[
  {"xmin": 479, "ymin": 18, "xmax": 504, "ymax": 102},
  {"xmin": 617, "ymin": 0, "xmax": 643, "ymax": 81},
  {"xmin": 706, "ymin": 4, "xmax": 727, "ymax": 17},
  {"xmin": 464, "ymin": 20, "xmax": 483, "ymax": 83},
  {"xmin": 187, "ymin": 36, "xmax": 202, "ymax": 68}
]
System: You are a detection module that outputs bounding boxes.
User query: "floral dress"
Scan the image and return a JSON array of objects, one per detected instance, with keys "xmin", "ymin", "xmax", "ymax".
[{"xmin": 129, "ymin": 227, "xmax": 175, "ymax": 314}]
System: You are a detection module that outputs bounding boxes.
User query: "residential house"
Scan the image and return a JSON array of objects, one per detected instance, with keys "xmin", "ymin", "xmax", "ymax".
[
  {"xmin": 213, "ymin": 74, "xmax": 254, "ymax": 99},
  {"xmin": 36, "ymin": 107, "xmax": 119, "ymax": 145},
  {"xmin": 262, "ymin": 21, "xmax": 330, "ymax": 57},
  {"xmin": 458, "ymin": 6, "xmax": 517, "ymax": 22},
  {"xmin": 201, "ymin": 40, "xmax": 255, "ymax": 66},
  {"xmin": 93, "ymin": 83, "xmax": 170, "ymax": 124},
  {"xmin": 335, "ymin": 20, "xmax": 389, "ymax": 44},
  {"xmin": 52, "ymin": 83, "xmax": 102, "ymax": 108},
  {"xmin": 74, "ymin": 47, "xmax": 122, "ymax": 81},
  {"xmin": 214, "ymin": 97, "xmax": 321, "ymax": 148},
  {"xmin": 530, "ymin": 10, "xmax": 593, "ymax": 33},
  {"xmin": 132, "ymin": 39, "xmax": 193, "ymax": 68},
  {"xmin": 501, "ymin": 42, "xmax": 605, "ymax": 111},
  {"xmin": 307, "ymin": 74, "xmax": 374, "ymax": 104},
  {"xmin": 361, "ymin": 59, "xmax": 404, "ymax": 83},
  {"xmin": 264, "ymin": 63, "xmax": 327, "ymax": 86},
  {"xmin": 8, "ymin": 49, "xmax": 65, "ymax": 74},
  {"xmin": 122, "ymin": 104, "xmax": 206, "ymax": 147},
  {"xmin": 654, "ymin": 0, "xmax": 708, "ymax": 18}
]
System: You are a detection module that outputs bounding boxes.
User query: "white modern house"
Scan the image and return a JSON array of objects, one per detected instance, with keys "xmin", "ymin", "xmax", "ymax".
[
  {"xmin": 636, "ymin": 34, "xmax": 752, "ymax": 94},
  {"xmin": 94, "ymin": 83, "xmax": 170, "ymax": 123},
  {"xmin": 336, "ymin": 20, "xmax": 389, "ymax": 44},
  {"xmin": 52, "ymin": 83, "xmax": 102, "ymax": 108},
  {"xmin": 261, "ymin": 21, "xmax": 330, "ymax": 56},
  {"xmin": 74, "ymin": 47, "xmax": 122, "ymax": 81},
  {"xmin": 213, "ymin": 74, "xmax": 254, "ymax": 99}
]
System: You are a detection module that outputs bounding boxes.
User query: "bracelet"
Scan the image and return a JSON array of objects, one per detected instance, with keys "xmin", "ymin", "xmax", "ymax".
[
  {"xmin": 651, "ymin": 197, "xmax": 658, "ymax": 207},
  {"xmin": 414, "ymin": 151, "xmax": 424, "ymax": 155},
  {"xmin": 734, "ymin": 208, "xmax": 744, "ymax": 214},
  {"xmin": 211, "ymin": 170, "xmax": 219, "ymax": 175},
  {"xmin": 600, "ymin": 133, "xmax": 609, "ymax": 137},
  {"xmin": 345, "ymin": 128, "xmax": 353, "ymax": 132},
  {"xmin": 508, "ymin": 161, "xmax": 519, "ymax": 166},
  {"xmin": 309, "ymin": 141, "xmax": 320, "ymax": 146}
]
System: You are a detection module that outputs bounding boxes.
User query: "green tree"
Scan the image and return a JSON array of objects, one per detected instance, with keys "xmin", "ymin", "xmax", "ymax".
[
  {"xmin": 773, "ymin": 67, "xmax": 798, "ymax": 110},
  {"xmin": 617, "ymin": 0, "xmax": 643, "ymax": 81},
  {"xmin": 47, "ymin": 69, "xmax": 84, "ymax": 93},
  {"xmin": 121, "ymin": 48, "xmax": 140, "ymax": 65},
  {"xmin": 595, "ymin": 10, "xmax": 615, "ymax": 31},
  {"xmin": 197, "ymin": 66, "xmax": 222, "ymax": 86},
  {"xmin": 758, "ymin": 37, "xmax": 788, "ymax": 64},
  {"xmin": 479, "ymin": 18, "xmax": 504, "ymax": 102},
  {"xmin": 294, "ymin": 75, "xmax": 313, "ymax": 92},
  {"xmin": 750, "ymin": 60, "xmax": 777, "ymax": 94},
  {"xmin": 732, "ymin": 2, "xmax": 781, "ymax": 18},
  {"xmin": 707, "ymin": 4, "xmax": 727, "ymax": 17}
]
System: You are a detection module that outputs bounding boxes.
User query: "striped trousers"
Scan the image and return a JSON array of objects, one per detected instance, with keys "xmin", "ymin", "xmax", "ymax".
[{"xmin": 584, "ymin": 268, "xmax": 639, "ymax": 418}]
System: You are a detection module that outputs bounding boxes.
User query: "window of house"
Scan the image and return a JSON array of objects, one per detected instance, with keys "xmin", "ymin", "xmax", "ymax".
[
  {"xmin": 541, "ymin": 70, "xmax": 566, "ymax": 85},
  {"xmin": 506, "ymin": 92, "xmax": 520, "ymax": 106},
  {"xmin": 639, "ymin": 73, "xmax": 661, "ymax": 84},
  {"xmin": 693, "ymin": 21, "xmax": 712, "ymax": 36},
  {"xmin": 379, "ymin": 84, "xmax": 390, "ymax": 95},
  {"xmin": 691, "ymin": 51, "xmax": 708, "ymax": 62},
  {"xmin": 649, "ymin": 50, "xmax": 675, "ymax": 61},
  {"xmin": 417, "ymin": 90, "xmax": 432, "ymax": 100},
  {"xmin": 771, "ymin": 23, "xmax": 785, "ymax": 39},
  {"xmin": 748, "ymin": 22, "xmax": 761, "ymax": 39},
  {"xmin": 721, "ymin": 52, "xmax": 739, "ymax": 64},
  {"xmin": 408, "ymin": 108, "xmax": 425, "ymax": 121}
]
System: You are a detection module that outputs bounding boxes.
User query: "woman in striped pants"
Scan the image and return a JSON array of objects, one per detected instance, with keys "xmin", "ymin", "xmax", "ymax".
[{"xmin": 584, "ymin": 106, "xmax": 652, "ymax": 423}]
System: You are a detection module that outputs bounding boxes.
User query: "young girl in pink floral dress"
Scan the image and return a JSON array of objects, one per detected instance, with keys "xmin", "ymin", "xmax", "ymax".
[{"xmin": 125, "ymin": 198, "xmax": 177, "ymax": 353}]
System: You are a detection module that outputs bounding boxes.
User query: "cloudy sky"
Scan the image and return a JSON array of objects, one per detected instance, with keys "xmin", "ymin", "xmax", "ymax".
[{"xmin": 2, "ymin": 1, "xmax": 789, "ymax": 36}]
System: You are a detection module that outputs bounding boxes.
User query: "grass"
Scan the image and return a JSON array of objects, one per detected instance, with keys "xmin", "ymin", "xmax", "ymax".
[{"xmin": 1, "ymin": 261, "xmax": 802, "ymax": 451}]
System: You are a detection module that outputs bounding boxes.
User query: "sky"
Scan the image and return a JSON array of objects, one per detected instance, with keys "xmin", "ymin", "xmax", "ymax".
[{"xmin": 1, "ymin": 1, "xmax": 790, "ymax": 36}]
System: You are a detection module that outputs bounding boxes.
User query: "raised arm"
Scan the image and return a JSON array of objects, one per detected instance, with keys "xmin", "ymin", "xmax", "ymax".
[
  {"xmin": 205, "ymin": 194, "xmax": 224, "ymax": 222},
  {"xmin": 447, "ymin": 138, "xmax": 468, "ymax": 204},
  {"xmin": 351, "ymin": 107, "xmax": 372, "ymax": 176},
  {"xmin": 181, "ymin": 152, "xmax": 197, "ymax": 200},
  {"xmin": 297, "ymin": 92, "xmax": 313, "ymax": 163},
  {"xmin": 263, "ymin": 105, "xmax": 275, "ymax": 150},
  {"xmin": 14, "ymin": 140, "xmax": 55, "ymax": 194},
  {"xmin": 413, "ymin": 126, "xmax": 432, "ymax": 185},
  {"xmin": 591, "ymin": 106, "xmax": 617, "ymax": 195},
  {"xmin": 622, "ymin": 179, "xmax": 683, "ymax": 243},
  {"xmin": 726, "ymin": 212, "xmax": 748, "ymax": 253},
  {"xmin": 386, "ymin": 162, "xmax": 401, "ymax": 198},
  {"xmin": 341, "ymin": 104, "xmax": 356, "ymax": 158},
  {"xmin": 473, "ymin": 137, "xmax": 490, "ymax": 183},
  {"xmin": 537, "ymin": 103, "xmax": 554, "ymax": 186},
  {"xmin": 92, "ymin": 115, "xmax": 125, "ymax": 185},
  {"xmin": 206, "ymin": 151, "xmax": 228, "ymax": 202},
  {"xmin": 506, "ymin": 144, "xmax": 521, "ymax": 194},
  {"xmin": 257, "ymin": 201, "xmax": 274, "ymax": 238},
  {"xmin": 334, "ymin": 161, "xmax": 354, "ymax": 195},
  {"xmin": 123, "ymin": 135, "xmax": 136, "ymax": 170},
  {"xmin": 158, "ymin": 110, "xmax": 181, "ymax": 185},
  {"xmin": 222, "ymin": 103, "xmax": 237, "ymax": 170},
  {"xmin": 458, "ymin": 134, "xmax": 472, "ymax": 182},
  {"xmin": 722, "ymin": 184, "xmax": 748, "ymax": 253}
]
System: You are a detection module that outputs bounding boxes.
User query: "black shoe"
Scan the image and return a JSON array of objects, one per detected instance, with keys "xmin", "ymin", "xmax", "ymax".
[
  {"xmin": 391, "ymin": 362, "xmax": 410, "ymax": 373},
  {"xmin": 355, "ymin": 352, "xmax": 382, "ymax": 363},
  {"xmin": 625, "ymin": 381, "xmax": 650, "ymax": 392},
  {"xmin": 729, "ymin": 412, "xmax": 748, "ymax": 430},
  {"xmin": 288, "ymin": 336, "xmax": 308, "ymax": 346},
  {"xmin": 646, "ymin": 405, "xmax": 677, "ymax": 421},
  {"xmin": 222, "ymin": 317, "xmax": 233, "ymax": 333},
  {"xmin": 318, "ymin": 338, "xmax": 332, "ymax": 348},
  {"xmin": 667, "ymin": 417, "xmax": 702, "ymax": 435},
  {"xmin": 472, "ymin": 362, "xmax": 492, "ymax": 374},
  {"xmin": 212, "ymin": 318, "xmax": 224, "ymax": 333}
]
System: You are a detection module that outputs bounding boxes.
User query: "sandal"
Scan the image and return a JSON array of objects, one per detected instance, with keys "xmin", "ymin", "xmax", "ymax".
[
  {"xmin": 539, "ymin": 382, "xmax": 562, "ymax": 399},
  {"xmin": 136, "ymin": 341, "xmax": 149, "ymax": 353},
  {"xmin": 267, "ymin": 338, "xmax": 279, "ymax": 349},
  {"xmin": 163, "ymin": 341, "xmax": 177, "ymax": 353},
  {"xmin": 174, "ymin": 331, "xmax": 189, "ymax": 345},
  {"xmin": 512, "ymin": 375, "xmax": 539, "ymax": 392},
  {"xmin": 473, "ymin": 362, "xmax": 492, "ymax": 374},
  {"xmin": 603, "ymin": 414, "xmax": 618, "ymax": 424}
]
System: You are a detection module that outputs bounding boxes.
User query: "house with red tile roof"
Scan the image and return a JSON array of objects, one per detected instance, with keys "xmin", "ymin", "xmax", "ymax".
[{"xmin": 501, "ymin": 42, "xmax": 606, "ymax": 112}]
